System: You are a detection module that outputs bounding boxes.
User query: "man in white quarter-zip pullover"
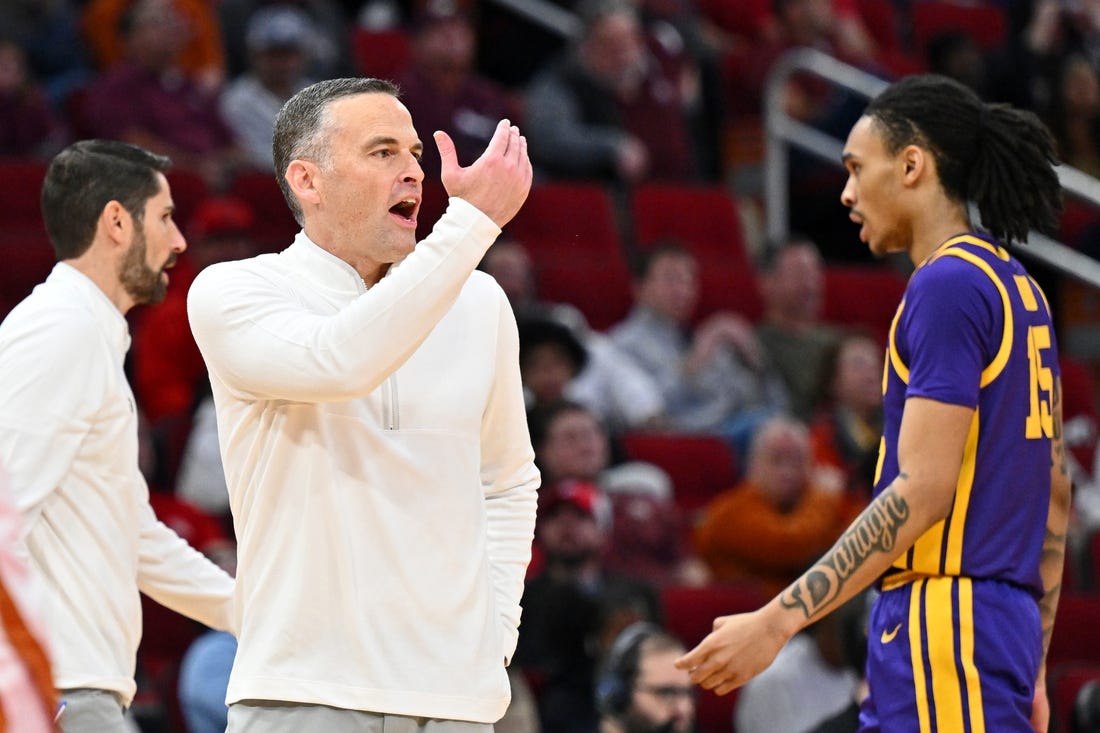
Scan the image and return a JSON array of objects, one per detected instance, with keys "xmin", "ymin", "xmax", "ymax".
[
  {"xmin": 0, "ymin": 140, "xmax": 236, "ymax": 732},
  {"xmin": 187, "ymin": 77, "xmax": 539, "ymax": 732}
]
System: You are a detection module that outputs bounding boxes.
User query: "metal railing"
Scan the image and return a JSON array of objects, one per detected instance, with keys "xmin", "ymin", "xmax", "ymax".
[
  {"xmin": 484, "ymin": 0, "xmax": 580, "ymax": 38},
  {"xmin": 763, "ymin": 47, "xmax": 1100, "ymax": 288}
]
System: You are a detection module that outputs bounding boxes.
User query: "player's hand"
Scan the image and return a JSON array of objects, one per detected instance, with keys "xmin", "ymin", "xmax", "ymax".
[
  {"xmin": 1031, "ymin": 673, "xmax": 1050, "ymax": 732},
  {"xmin": 435, "ymin": 119, "xmax": 532, "ymax": 228},
  {"xmin": 674, "ymin": 609, "xmax": 789, "ymax": 696}
]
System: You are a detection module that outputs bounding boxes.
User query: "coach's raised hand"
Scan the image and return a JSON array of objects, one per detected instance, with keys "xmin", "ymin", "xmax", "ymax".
[{"xmin": 435, "ymin": 119, "xmax": 532, "ymax": 228}]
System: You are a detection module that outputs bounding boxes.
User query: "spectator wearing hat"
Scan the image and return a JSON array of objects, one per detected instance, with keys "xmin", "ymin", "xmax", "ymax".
[
  {"xmin": 131, "ymin": 197, "xmax": 257, "ymax": 427},
  {"xmin": 395, "ymin": 3, "xmax": 519, "ymax": 180},
  {"xmin": 518, "ymin": 316, "xmax": 589, "ymax": 412},
  {"xmin": 216, "ymin": 0, "xmax": 353, "ymax": 82},
  {"xmin": 220, "ymin": 6, "xmax": 317, "ymax": 172},
  {"xmin": 513, "ymin": 478, "xmax": 659, "ymax": 733}
]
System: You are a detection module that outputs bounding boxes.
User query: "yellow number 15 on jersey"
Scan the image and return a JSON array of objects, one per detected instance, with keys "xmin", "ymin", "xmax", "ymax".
[{"xmin": 1026, "ymin": 324, "xmax": 1053, "ymax": 440}]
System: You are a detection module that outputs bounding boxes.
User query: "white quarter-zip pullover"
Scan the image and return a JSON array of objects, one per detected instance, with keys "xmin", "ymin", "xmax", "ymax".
[{"xmin": 188, "ymin": 199, "xmax": 539, "ymax": 722}]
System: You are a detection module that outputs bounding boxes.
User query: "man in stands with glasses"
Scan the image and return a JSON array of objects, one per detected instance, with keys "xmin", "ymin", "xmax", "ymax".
[{"xmin": 596, "ymin": 622, "xmax": 697, "ymax": 733}]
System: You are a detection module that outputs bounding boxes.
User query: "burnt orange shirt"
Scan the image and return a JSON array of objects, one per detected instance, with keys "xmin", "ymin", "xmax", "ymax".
[
  {"xmin": 693, "ymin": 480, "xmax": 859, "ymax": 595},
  {"xmin": 83, "ymin": 0, "xmax": 225, "ymax": 79}
]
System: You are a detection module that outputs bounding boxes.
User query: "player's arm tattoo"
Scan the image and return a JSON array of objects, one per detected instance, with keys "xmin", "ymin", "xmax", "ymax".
[
  {"xmin": 1039, "ymin": 522, "xmax": 1066, "ymax": 653},
  {"xmin": 780, "ymin": 479, "xmax": 910, "ymax": 619},
  {"xmin": 1040, "ymin": 378, "xmax": 1070, "ymax": 655}
]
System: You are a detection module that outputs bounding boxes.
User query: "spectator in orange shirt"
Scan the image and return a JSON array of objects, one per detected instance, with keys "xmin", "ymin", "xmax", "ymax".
[
  {"xmin": 82, "ymin": 0, "xmax": 226, "ymax": 92},
  {"xmin": 693, "ymin": 416, "xmax": 861, "ymax": 594}
]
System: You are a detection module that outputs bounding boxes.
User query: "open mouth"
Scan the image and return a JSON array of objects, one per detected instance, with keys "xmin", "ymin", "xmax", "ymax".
[{"xmin": 389, "ymin": 198, "xmax": 418, "ymax": 224}]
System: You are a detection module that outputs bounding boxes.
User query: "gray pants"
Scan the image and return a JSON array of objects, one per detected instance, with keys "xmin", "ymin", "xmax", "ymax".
[
  {"xmin": 56, "ymin": 688, "xmax": 129, "ymax": 733},
  {"xmin": 227, "ymin": 700, "xmax": 495, "ymax": 733}
]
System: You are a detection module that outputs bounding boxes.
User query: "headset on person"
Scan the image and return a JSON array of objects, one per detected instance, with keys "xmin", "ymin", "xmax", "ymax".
[{"xmin": 595, "ymin": 621, "xmax": 666, "ymax": 718}]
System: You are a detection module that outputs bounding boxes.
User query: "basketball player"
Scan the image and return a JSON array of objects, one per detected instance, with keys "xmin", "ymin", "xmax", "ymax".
[{"xmin": 677, "ymin": 74, "xmax": 1070, "ymax": 733}]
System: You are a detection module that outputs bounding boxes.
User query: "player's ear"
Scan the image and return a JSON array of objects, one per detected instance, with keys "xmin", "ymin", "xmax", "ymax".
[{"xmin": 900, "ymin": 145, "xmax": 924, "ymax": 185}]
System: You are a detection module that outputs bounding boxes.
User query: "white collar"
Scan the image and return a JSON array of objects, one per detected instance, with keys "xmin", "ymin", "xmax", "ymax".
[{"xmin": 49, "ymin": 262, "xmax": 131, "ymax": 354}]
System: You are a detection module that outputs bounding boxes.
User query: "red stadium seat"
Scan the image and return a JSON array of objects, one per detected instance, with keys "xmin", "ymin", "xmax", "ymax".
[
  {"xmin": 507, "ymin": 182, "xmax": 623, "ymax": 250},
  {"xmin": 0, "ymin": 159, "xmax": 49, "ymax": 224},
  {"xmin": 660, "ymin": 582, "xmax": 769, "ymax": 647},
  {"xmin": 1061, "ymin": 356, "xmax": 1098, "ymax": 419},
  {"xmin": 823, "ymin": 265, "xmax": 908, "ymax": 343},
  {"xmin": 1048, "ymin": 594, "xmax": 1100, "ymax": 671},
  {"xmin": 1060, "ymin": 199, "xmax": 1100, "ymax": 248},
  {"xmin": 631, "ymin": 183, "xmax": 752, "ymax": 271},
  {"xmin": 506, "ymin": 183, "xmax": 632, "ymax": 331},
  {"xmin": 228, "ymin": 170, "xmax": 300, "ymax": 253},
  {"xmin": 695, "ymin": 267, "xmax": 765, "ymax": 324},
  {"xmin": 533, "ymin": 257, "xmax": 633, "ymax": 333},
  {"xmin": 631, "ymin": 184, "xmax": 761, "ymax": 323},
  {"xmin": 694, "ymin": 0, "xmax": 773, "ymax": 40},
  {"xmin": 0, "ymin": 225, "xmax": 56, "ymax": 316},
  {"xmin": 856, "ymin": 0, "xmax": 902, "ymax": 53},
  {"xmin": 164, "ymin": 169, "xmax": 210, "ymax": 233},
  {"xmin": 911, "ymin": 1, "xmax": 1008, "ymax": 56},
  {"xmin": 351, "ymin": 28, "xmax": 412, "ymax": 80},
  {"xmin": 620, "ymin": 433, "xmax": 739, "ymax": 517},
  {"xmin": 856, "ymin": 0, "xmax": 925, "ymax": 77}
]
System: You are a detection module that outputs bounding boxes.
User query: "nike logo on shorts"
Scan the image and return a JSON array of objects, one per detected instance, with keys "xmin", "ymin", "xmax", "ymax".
[{"xmin": 880, "ymin": 623, "xmax": 902, "ymax": 643}]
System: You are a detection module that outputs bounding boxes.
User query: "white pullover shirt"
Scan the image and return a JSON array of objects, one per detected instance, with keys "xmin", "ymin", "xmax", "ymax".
[
  {"xmin": 0, "ymin": 264, "xmax": 236, "ymax": 705},
  {"xmin": 188, "ymin": 199, "xmax": 540, "ymax": 723}
]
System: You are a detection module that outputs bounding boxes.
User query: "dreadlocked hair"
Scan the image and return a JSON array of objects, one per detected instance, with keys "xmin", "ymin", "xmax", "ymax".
[{"xmin": 864, "ymin": 74, "xmax": 1062, "ymax": 245}]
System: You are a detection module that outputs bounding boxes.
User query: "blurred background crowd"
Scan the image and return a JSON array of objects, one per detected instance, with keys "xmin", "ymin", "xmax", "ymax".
[{"xmin": 4, "ymin": 0, "xmax": 1100, "ymax": 731}]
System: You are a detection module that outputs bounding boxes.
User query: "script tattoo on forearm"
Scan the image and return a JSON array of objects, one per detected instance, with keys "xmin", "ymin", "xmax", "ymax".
[
  {"xmin": 780, "ymin": 483, "xmax": 910, "ymax": 619},
  {"xmin": 1039, "ymin": 525, "xmax": 1065, "ymax": 653}
]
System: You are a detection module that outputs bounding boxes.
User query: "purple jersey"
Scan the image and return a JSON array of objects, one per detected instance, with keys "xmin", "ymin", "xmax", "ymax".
[{"xmin": 876, "ymin": 234, "xmax": 1058, "ymax": 599}]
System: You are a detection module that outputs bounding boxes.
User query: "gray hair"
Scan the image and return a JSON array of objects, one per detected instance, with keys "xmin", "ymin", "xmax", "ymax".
[{"xmin": 272, "ymin": 77, "xmax": 400, "ymax": 225}]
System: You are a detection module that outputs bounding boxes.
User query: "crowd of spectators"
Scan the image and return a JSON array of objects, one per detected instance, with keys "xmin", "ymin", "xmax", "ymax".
[{"xmin": 4, "ymin": 1, "xmax": 1100, "ymax": 732}]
